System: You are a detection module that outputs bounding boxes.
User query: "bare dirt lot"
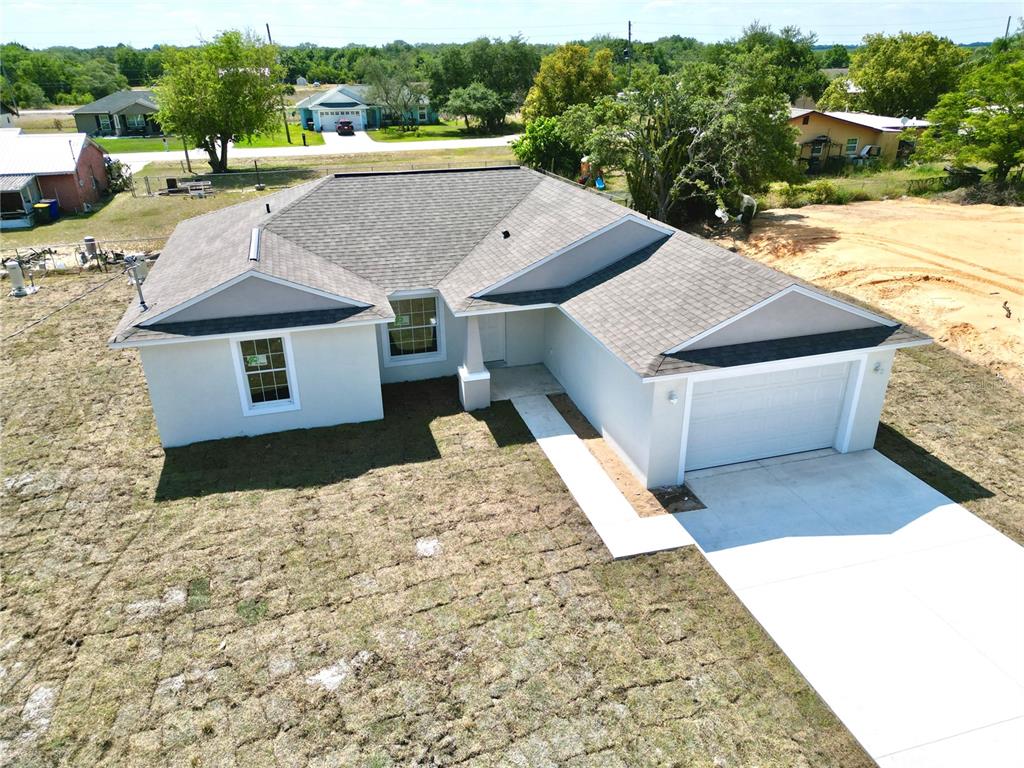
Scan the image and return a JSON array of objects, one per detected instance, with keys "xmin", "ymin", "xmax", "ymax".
[
  {"xmin": 1, "ymin": 275, "xmax": 869, "ymax": 766},
  {"xmin": 728, "ymin": 200, "xmax": 1024, "ymax": 389}
]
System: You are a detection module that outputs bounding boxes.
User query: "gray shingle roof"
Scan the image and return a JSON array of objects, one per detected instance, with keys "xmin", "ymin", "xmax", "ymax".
[
  {"xmin": 111, "ymin": 166, "xmax": 931, "ymax": 375},
  {"xmin": 71, "ymin": 90, "xmax": 157, "ymax": 115}
]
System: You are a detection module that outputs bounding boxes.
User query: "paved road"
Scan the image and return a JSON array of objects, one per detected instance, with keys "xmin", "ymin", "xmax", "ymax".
[
  {"xmin": 680, "ymin": 449, "xmax": 1024, "ymax": 768},
  {"xmin": 110, "ymin": 129, "xmax": 518, "ymax": 173}
]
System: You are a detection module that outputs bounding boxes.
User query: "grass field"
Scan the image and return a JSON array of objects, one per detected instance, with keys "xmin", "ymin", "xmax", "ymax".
[
  {"xmin": 11, "ymin": 113, "xmax": 77, "ymax": 133},
  {"xmin": 0, "ymin": 273, "xmax": 874, "ymax": 767},
  {"xmin": 0, "ymin": 146, "xmax": 515, "ymax": 250},
  {"xmin": 235, "ymin": 124, "xmax": 324, "ymax": 148},
  {"xmin": 94, "ymin": 136, "xmax": 194, "ymax": 153},
  {"xmin": 367, "ymin": 119, "xmax": 521, "ymax": 143}
]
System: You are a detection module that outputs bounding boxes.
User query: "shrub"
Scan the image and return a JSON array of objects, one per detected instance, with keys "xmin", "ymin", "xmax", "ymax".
[{"xmin": 778, "ymin": 183, "xmax": 809, "ymax": 207}]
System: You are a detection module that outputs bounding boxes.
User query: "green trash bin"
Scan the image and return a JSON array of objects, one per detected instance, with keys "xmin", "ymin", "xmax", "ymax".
[{"xmin": 33, "ymin": 202, "xmax": 51, "ymax": 224}]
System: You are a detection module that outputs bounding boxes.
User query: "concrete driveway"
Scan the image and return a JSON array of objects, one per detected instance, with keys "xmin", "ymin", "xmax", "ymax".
[{"xmin": 679, "ymin": 450, "xmax": 1024, "ymax": 767}]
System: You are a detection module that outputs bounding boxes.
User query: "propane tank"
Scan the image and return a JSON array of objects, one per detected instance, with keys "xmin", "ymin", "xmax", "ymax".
[{"xmin": 5, "ymin": 260, "xmax": 37, "ymax": 297}]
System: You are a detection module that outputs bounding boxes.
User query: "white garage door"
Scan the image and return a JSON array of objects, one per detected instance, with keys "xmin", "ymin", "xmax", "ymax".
[
  {"xmin": 684, "ymin": 361, "xmax": 852, "ymax": 471},
  {"xmin": 318, "ymin": 110, "xmax": 364, "ymax": 131}
]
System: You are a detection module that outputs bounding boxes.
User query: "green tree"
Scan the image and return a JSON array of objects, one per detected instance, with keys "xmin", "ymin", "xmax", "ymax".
[
  {"xmin": 114, "ymin": 45, "xmax": 147, "ymax": 85},
  {"xmin": 365, "ymin": 56, "xmax": 426, "ymax": 129},
  {"xmin": 918, "ymin": 34, "xmax": 1024, "ymax": 183},
  {"xmin": 735, "ymin": 23, "xmax": 828, "ymax": 102},
  {"xmin": 523, "ymin": 44, "xmax": 615, "ymax": 120},
  {"xmin": 817, "ymin": 32, "xmax": 969, "ymax": 117},
  {"xmin": 70, "ymin": 59, "xmax": 127, "ymax": 99},
  {"xmin": 444, "ymin": 83, "xmax": 506, "ymax": 131},
  {"xmin": 156, "ymin": 31, "xmax": 283, "ymax": 173},
  {"xmin": 511, "ymin": 115, "xmax": 580, "ymax": 176},
  {"xmin": 817, "ymin": 44, "xmax": 851, "ymax": 68},
  {"xmin": 588, "ymin": 55, "xmax": 797, "ymax": 224}
]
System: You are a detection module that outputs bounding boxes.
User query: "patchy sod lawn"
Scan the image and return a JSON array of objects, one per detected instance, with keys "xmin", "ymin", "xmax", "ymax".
[
  {"xmin": 0, "ymin": 274, "xmax": 871, "ymax": 767},
  {"xmin": 235, "ymin": 124, "xmax": 325, "ymax": 148}
]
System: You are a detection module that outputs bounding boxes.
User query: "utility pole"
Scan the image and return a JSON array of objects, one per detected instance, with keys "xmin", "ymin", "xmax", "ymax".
[
  {"xmin": 266, "ymin": 23, "xmax": 293, "ymax": 144},
  {"xmin": 626, "ymin": 21, "xmax": 633, "ymax": 84},
  {"xmin": 1006, "ymin": 16, "xmax": 1012, "ymax": 39}
]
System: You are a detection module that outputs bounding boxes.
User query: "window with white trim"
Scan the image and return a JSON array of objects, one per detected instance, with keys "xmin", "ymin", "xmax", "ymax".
[
  {"xmin": 387, "ymin": 296, "xmax": 440, "ymax": 357},
  {"xmin": 98, "ymin": 114, "xmax": 112, "ymax": 132},
  {"xmin": 238, "ymin": 337, "xmax": 293, "ymax": 406},
  {"xmin": 126, "ymin": 113, "xmax": 146, "ymax": 129},
  {"xmin": 845, "ymin": 137, "xmax": 859, "ymax": 155}
]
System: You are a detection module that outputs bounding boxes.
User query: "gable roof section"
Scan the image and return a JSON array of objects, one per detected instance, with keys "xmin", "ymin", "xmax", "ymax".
[
  {"xmin": 263, "ymin": 167, "xmax": 541, "ymax": 290},
  {"xmin": 0, "ymin": 132, "xmax": 91, "ymax": 175},
  {"xmin": 111, "ymin": 165, "xmax": 931, "ymax": 367},
  {"xmin": 71, "ymin": 90, "xmax": 157, "ymax": 115},
  {"xmin": 474, "ymin": 214, "xmax": 672, "ymax": 297}
]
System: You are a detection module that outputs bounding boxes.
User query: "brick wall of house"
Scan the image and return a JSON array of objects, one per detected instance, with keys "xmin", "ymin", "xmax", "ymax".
[{"xmin": 36, "ymin": 142, "xmax": 109, "ymax": 213}]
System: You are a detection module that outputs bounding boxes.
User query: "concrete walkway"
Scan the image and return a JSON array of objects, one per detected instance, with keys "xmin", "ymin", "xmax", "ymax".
[
  {"xmin": 680, "ymin": 450, "xmax": 1024, "ymax": 768},
  {"xmin": 512, "ymin": 394, "xmax": 694, "ymax": 558}
]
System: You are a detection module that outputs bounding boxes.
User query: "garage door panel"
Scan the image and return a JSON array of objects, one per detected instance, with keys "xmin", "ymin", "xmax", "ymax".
[{"xmin": 685, "ymin": 362, "xmax": 852, "ymax": 471}]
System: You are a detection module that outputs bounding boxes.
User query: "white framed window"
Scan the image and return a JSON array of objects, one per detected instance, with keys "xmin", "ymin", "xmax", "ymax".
[
  {"xmin": 381, "ymin": 291, "xmax": 446, "ymax": 367},
  {"xmin": 230, "ymin": 334, "xmax": 301, "ymax": 416},
  {"xmin": 98, "ymin": 114, "xmax": 112, "ymax": 132},
  {"xmin": 418, "ymin": 108, "xmax": 428, "ymax": 122},
  {"xmin": 845, "ymin": 138, "xmax": 859, "ymax": 155},
  {"xmin": 126, "ymin": 114, "xmax": 146, "ymax": 129}
]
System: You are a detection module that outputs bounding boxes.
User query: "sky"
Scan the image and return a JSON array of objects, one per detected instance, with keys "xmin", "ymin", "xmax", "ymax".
[{"xmin": 0, "ymin": 0, "xmax": 1020, "ymax": 49}]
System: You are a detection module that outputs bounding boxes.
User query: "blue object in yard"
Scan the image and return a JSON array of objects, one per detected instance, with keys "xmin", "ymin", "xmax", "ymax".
[
  {"xmin": 595, "ymin": 176, "xmax": 606, "ymax": 191},
  {"xmin": 42, "ymin": 199, "xmax": 59, "ymax": 220}
]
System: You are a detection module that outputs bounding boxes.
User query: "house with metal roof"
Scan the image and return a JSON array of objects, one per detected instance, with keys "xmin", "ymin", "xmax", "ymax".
[
  {"xmin": 110, "ymin": 166, "xmax": 929, "ymax": 487},
  {"xmin": 71, "ymin": 89, "xmax": 161, "ymax": 137},
  {"xmin": 294, "ymin": 84, "xmax": 436, "ymax": 132},
  {"xmin": 789, "ymin": 108, "xmax": 930, "ymax": 172},
  {"xmin": 0, "ymin": 129, "xmax": 109, "ymax": 228}
]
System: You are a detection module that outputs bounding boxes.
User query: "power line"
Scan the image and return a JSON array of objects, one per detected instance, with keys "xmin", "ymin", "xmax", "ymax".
[{"xmin": 2, "ymin": 273, "xmax": 122, "ymax": 342}]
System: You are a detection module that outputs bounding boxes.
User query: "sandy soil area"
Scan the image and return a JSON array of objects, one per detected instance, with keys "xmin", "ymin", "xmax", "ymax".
[{"xmin": 725, "ymin": 200, "xmax": 1024, "ymax": 389}]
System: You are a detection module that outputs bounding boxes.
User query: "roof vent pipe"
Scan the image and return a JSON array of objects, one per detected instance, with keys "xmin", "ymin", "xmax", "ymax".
[
  {"xmin": 501, "ymin": 230, "xmax": 510, "ymax": 239},
  {"xmin": 248, "ymin": 227, "xmax": 261, "ymax": 262},
  {"xmin": 265, "ymin": 203, "xmax": 271, "ymax": 214}
]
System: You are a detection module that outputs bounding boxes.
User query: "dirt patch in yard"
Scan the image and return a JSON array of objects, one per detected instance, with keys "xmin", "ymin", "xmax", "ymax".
[
  {"xmin": 0, "ymin": 273, "xmax": 871, "ymax": 766},
  {"xmin": 548, "ymin": 394, "xmax": 704, "ymax": 518},
  {"xmin": 722, "ymin": 199, "xmax": 1024, "ymax": 390}
]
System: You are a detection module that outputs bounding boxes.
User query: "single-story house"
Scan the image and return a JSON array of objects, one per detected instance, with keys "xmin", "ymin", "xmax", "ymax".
[
  {"xmin": 110, "ymin": 167, "xmax": 930, "ymax": 488},
  {"xmin": 0, "ymin": 129, "xmax": 109, "ymax": 228},
  {"xmin": 294, "ymin": 84, "xmax": 437, "ymax": 132},
  {"xmin": 0, "ymin": 101, "xmax": 17, "ymax": 128},
  {"xmin": 71, "ymin": 90, "xmax": 160, "ymax": 137},
  {"xmin": 790, "ymin": 108, "xmax": 929, "ymax": 171}
]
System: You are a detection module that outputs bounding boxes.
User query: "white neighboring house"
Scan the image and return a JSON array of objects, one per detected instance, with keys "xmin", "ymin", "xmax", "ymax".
[
  {"xmin": 293, "ymin": 83, "xmax": 435, "ymax": 132},
  {"xmin": 110, "ymin": 167, "xmax": 930, "ymax": 488}
]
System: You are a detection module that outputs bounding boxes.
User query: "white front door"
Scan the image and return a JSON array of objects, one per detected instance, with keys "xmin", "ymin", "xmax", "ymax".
[
  {"xmin": 478, "ymin": 313, "xmax": 506, "ymax": 363},
  {"xmin": 684, "ymin": 361, "xmax": 852, "ymax": 471}
]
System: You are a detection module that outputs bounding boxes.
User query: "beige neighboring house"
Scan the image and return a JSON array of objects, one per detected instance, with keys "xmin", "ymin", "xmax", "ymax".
[{"xmin": 789, "ymin": 108, "xmax": 929, "ymax": 172}]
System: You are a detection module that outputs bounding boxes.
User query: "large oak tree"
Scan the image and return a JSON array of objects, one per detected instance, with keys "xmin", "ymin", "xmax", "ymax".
[{"xmin": 156, "ymin": 31, "xmax": 283, "ymax": 173}]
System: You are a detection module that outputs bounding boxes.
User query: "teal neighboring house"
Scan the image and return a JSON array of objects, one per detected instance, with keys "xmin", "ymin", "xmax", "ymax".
[{"xmin": 294, "ymin": 84, "xmax": 438, "ymax": 132}]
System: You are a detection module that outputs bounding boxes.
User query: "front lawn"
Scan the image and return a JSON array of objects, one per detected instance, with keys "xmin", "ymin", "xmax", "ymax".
[
  {"xmin": 367, "ymin": 118, "xmax": 521, "ymax": 142},
  {"xmin": 94, "ymin": 136, "xmax": 194, "ymax": 153},
  {"xmin": 0, "ymin": 273, "xmax": 875, "ymax": 766},
  {"xmin": 236, "ymin": 123, "xmax": 324, "ymax": 148}
]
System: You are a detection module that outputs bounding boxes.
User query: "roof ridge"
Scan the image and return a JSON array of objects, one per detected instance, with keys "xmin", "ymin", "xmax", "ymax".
[{"xmin": 434, "ymin": 168, "xmax": 549, "ymax": 288}]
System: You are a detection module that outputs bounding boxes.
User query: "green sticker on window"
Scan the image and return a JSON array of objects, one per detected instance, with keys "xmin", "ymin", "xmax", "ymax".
[
  {"xmin": 394, "ymin": 314, "xmax": 411, "ymax": 327},
  {"xmin": 246, "ymin": 353, "xmax": 268, "ymax": 367}
]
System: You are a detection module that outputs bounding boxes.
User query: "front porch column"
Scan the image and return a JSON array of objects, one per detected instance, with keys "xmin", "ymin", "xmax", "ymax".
[
  {"xmin": 458, "ymin": 315, "xmax": 491, "ymax": 411},
  {"xmin": 113, "ymin": 114, "xmax": 123, "ymax": 136}
]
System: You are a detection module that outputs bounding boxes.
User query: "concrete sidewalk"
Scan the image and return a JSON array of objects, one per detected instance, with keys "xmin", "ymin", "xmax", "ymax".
[
  {"xmin": 512, "ymin": 394, "xmax": 694, "ymax": 559},
  {"xmin": 109, "ymin": 131, "xmax": 518, "ymax": 172}
]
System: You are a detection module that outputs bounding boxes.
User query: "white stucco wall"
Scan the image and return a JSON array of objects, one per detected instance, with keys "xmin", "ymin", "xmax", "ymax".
[
  {"xmin": 687, "ymin": 291, "xmax": 884, "ymax": 350},
  {"xmin": 504, "ymin": 309, "xmax": 547, "ymax": 366},
  {"xmin": 163, "ymin": 276, "xmax": 353, "ymax": 323},
  {"xmin": 543, "ymin": 308, "xmax": 655, "ymax": 483},
  {"xmin": 482, "ymin": 218, "xmax": 667, "ymax": 295},
  {"xmin": 843, "ymin": 348, "xmax": 897, "ymax": 451},
  {"xmin": 140, "ymin": 324, "xmax": 383, "ymax": 447}
]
